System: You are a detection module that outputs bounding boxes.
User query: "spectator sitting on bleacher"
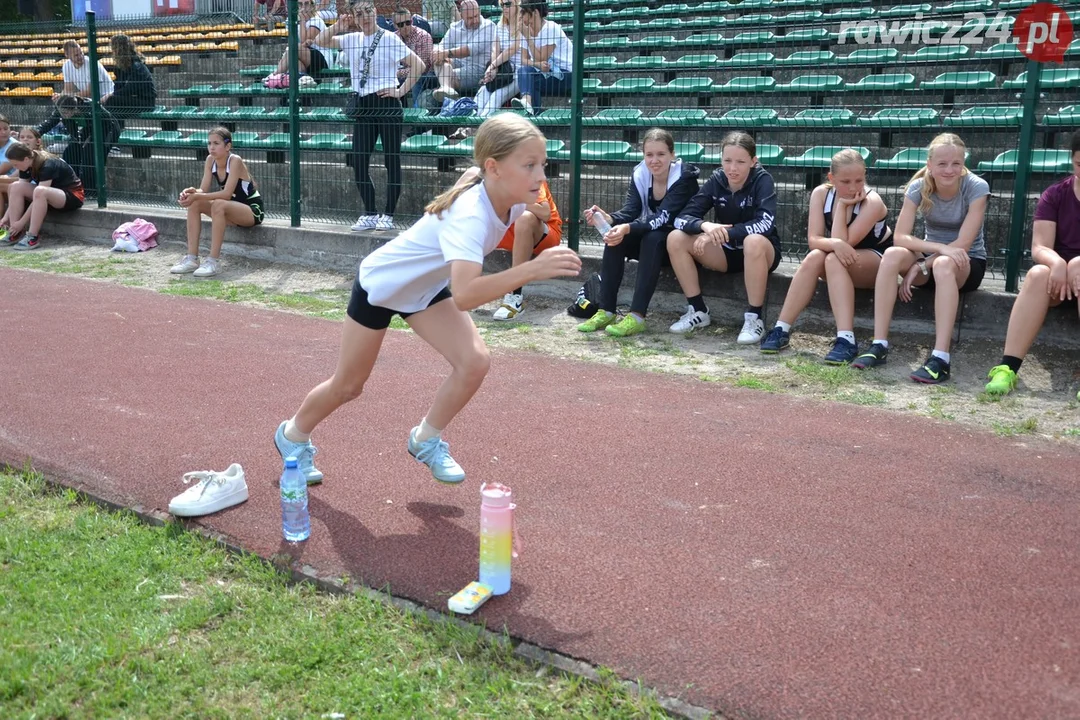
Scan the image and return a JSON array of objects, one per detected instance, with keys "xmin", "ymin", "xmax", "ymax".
[
  {"xmin": 667, "ymin": 131, "xmax": 782, "ymax": 345},
  {"xmin": 18, "ymin": 126, "xmax": 42, "ymax": 151},
  {"xmin": 852, "ymin": 133, "xmax": 989, "ymax": 385},
  {"xmin": 509, "ymin": 0, "xmax": 571, "ymax": 116},
  {"xmin": 984, "ymin": 131, "xmax": 1080, "ymax": 399},
  {"xmin": 423, "ymin": 0, "xmax": 460, "ymax": 36},
  {"xmin": 314, "ymin": 1, "xmax": 426, "ymax": 232},
  {"xmin": 38, "ymin": 95, "xmax": 120, "ymax": 193},
  {"xmin": 0, "ymin": 141, "xmax": 84, "ymax": 251},
  {"xmin": 579, "ymin": 129, "xmax": 702, "ymax": 338},
  {"xmin": 474, "ymin": 0, "xmax": 524, "ymax": 118},
  {"xmin": 394, "ymin": 6, "xmax": 436, "ymax": 107},
  {"xmin": 104, "ymin": 34, "xmax": 157, "ymax": 154},
  {"xmin": 170, "ymin": 127, "xmax": 265, "ymax": 279},
  {"xmin": 266, "ymin": 0, "xmax": 334, "ymax": 83},
  {"xmin": 759, "ymin": 148, "xmax": 893, "ymax": 364},
  {"xmin": 430, "ymin": 0, "xmax": 497, "ymax": 103},
  {"xmin": 253, "ymin": 0, "xmax": 285, "ymax": 31},
  {"xmin": 36, "ymin": 41, "xmax": 116, "ymax": 143}
]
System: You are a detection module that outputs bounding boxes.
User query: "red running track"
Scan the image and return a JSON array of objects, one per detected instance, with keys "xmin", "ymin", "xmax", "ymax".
[{"xmin": 2, "ymin": 268, "xmax": 1078, "ymax": 719}]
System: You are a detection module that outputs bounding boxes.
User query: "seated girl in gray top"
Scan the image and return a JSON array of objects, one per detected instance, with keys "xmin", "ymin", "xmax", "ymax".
[{"xmin": 852, "ymin": 133, "xmax": 990, "ymax": 385}]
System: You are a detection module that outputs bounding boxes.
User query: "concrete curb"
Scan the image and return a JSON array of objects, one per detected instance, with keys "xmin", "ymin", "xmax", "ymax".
[{"xmin": 48, "ymin": 203, "xmax": 1080, "ymax": 349}]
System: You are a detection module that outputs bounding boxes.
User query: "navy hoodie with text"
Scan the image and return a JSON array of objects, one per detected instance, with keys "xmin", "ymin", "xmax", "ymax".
[
  {"xmin": 609, "ymin": 159, "xmax": 701, "ymax": 234},
  {"xmin": 673, "ymin": 164, "xmax": 780, "ymax": 249}
]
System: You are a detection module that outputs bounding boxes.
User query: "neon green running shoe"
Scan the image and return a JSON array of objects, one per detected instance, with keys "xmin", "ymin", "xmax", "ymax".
[
  {"xmin": 985, "ymin": 365, "xmax": 1018, "ymax": 396},
  {"xmin": 605, "ymin": 314, "xmax": 645, "ymax": 337},
  {"xmin": 577, "ymin": 309, "xmax": 615, "ymax": 333}
]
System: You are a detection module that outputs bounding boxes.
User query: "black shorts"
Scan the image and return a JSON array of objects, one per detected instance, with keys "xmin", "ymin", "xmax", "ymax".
[
  {"xmin": 722, "ymin": 239, "xmax": 782, "ymax": 274},
  {"xmin": 923, "ymin": 256, "xmax": 987, "ymax": 294},
  {"xmin": 248, "ymin": 200, "xmax": 265, "ymax": 225},
  {"xmin": 346, "ymin": 277, "xmax": 453, "ymax": 330},
  {"xmin": 61, "ymin": 189, "xmax": 84, "ymax": 212},
  {"xmin": 307, "ymin": 48, "xmax": 329, "ymax": 81}
]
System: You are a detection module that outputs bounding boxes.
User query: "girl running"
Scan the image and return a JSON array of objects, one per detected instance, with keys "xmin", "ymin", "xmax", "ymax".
[
  {"xmin": 579, "ymin": 128, "xmax": 701, "ymax": 337},
  {"xmin": 666, "ymin": 131, "xmax": 781, "ymax": 344},
  {"xmin": 760, "ymin": 149, "xmax": 892, "ymax": 363},
  {"xmin": 0, "ymin": 141, "xmax": 84, "ymax": 250},
  {"xmin": 170, "ymin": 127, "xmax": 265, "ymax": 278},
  {"xmin": 273, "ymin": 113, "xmax": 581, "ymax": 485},
  {"xmin": 852, "ymin": 133, "xmax": 989, "ymax": 384}
]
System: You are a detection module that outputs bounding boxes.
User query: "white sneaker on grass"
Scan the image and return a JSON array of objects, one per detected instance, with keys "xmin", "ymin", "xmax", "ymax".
[
  {"xmin": 493, "ymin": 293, "xmax": 523, "ymax": 320},
  {"xmin": 669, "ymin": 305, "xmax": 710, "ymax": 334},
  {"xmin": 351, "ymin": 214, "xmax": 378, "ymax": 232},
  {"xmin": 168, "ymin": 464, "xmax": 249, "ymax": 517},
  {"xmin": 170, "ymin": 255, "xmax": 200, "ymax": 274},
  {"xmin": 737, "ymin": 313, "xmax": 765, "ymax": 344},
  {"xmin": 193, "ymin": 257, "xmax": 220, "ymax": 278}
]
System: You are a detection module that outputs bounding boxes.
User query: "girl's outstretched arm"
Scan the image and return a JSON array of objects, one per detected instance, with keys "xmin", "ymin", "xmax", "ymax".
[{"xmin": 448, "ymin": 249, "xmax": 580, "ymax": 311}]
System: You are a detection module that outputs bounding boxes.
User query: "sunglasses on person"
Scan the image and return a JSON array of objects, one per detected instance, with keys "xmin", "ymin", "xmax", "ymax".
[
  {"xmin": 501, "ymin": 2, "xmax": 513, "ymax": 6},
  {"xmin": 396, "ymin": 19, "xmax": 412, "ymax": 27}
]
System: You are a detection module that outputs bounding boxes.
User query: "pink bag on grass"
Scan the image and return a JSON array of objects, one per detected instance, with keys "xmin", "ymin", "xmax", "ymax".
[{"xmin": 111, "ymin": 218, "xmax": 159, "ymax": 253}]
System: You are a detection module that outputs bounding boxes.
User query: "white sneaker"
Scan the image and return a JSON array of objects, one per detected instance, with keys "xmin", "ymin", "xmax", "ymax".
[
  {"xmin": 669, "ymin": 305, "xmax": 711, "ymax": 334},
  {"xmin": 737, "ymin": 312, "xmax": 765, "ymax": 344},
  {"xmin": 299, "ymin": 75, "xmax": 316, "ymax": 87},
  {"xmin": 351, "ymin": 214, "xmax": 377, "ymax": 232},
  {"xmin": 433, "ymin": 86, "xmax": 460, "ymax": 103},
  {"xmin": 193, "ymin": 257, "xmax": 220, "ymax": 278},
  {"xmin": 374, "ymin": 214, "xmax": 394, "ymax": 231},
  {"xmin": 168, "ymin": 464, "xmax": 249, "ymax": 517},
  {"xmin": 170, "ymin": 255, "xmax": 200, "ymax": 274},
  {"xmin": 510, "ymin": 96, "xmax": 534, "ymax": 115},
  {"xmin": 492, "ymin": 292, "xmax": 523, "ymax": 320}
]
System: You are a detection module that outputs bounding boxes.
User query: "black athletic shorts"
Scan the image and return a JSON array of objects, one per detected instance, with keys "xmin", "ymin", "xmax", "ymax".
[
  {"xmin": 307, "ymin": 49, "xmax": 329, "ymax": 81},
  {"xmin": 923, "ymin": 256, "xmax": 987, "ymax": 294},
  {"xmin": 346, "ymin": 276, "xmax": 453, "ymax": 330}
]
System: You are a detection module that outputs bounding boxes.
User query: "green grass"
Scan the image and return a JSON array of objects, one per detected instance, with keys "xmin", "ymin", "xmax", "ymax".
[
  {"xmin": 0, "ymin": 469, "xmax": 666, "ymax": 719},
  {"xmin": 160, "ymin": 280, "xmax": 350, "ymax": 320},
  {"xmin": 782, "ymin": 356, "xmax": 858, "ymax": 391},
  {"xmin": 734, "ymin": 374, "xmax": 777, "ymax": 392},
  {"xmin": 838, "ymin": 389, "xmax": 887, "ymax": 406},
  {"xmin": 1063, "ymin": 428, "xmax": 1080, "ymax": 437},
  {"xmin": 992, "ymin": 417, "xmax": 1039, "ymax": 436}
]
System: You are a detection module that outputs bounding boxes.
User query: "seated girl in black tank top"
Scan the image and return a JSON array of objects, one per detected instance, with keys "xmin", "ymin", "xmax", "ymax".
[{"xmin": 1, "ymin": 141, "xmax": 83, "ymax": 250}]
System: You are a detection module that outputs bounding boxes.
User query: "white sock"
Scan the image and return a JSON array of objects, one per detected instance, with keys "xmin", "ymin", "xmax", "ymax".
[
  {"xmin": 873, "ymin": 339, "xmax": 889, "ymax": 349},
  {"xmin": 837, "ymin": 331, "xmax": 855, "ymax": 344},
  {"xmin": 932, "ymin": 349, "xmax": 951, "ymax": 364},
  {"xmin": 415, "ymin": 418, "xmax": 441, "ymax": 443},
  {"xmin": 629, "ymin": 312, "xmax": 644, "ymax": 323},
  {"xmin": 284, "ymin": 417, "xmax": 310, "ymax": 443},
  {"xmin": 775, "ymin": 320, "xmax": 792, "ymax": 333}
]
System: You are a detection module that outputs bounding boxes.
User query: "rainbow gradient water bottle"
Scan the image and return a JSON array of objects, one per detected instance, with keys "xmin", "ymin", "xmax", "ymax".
[{"xmin": 479, "ymin": 482, "xmax": 515, "ymax": 595}]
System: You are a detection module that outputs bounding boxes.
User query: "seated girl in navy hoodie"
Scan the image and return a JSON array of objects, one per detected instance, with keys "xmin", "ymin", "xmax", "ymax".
[
  {"xmin": 579, "ymin": 128, "xmax": 701, "ymax": 336},
  {"xmin": 666, "ymin": 131, "xmax": 781, "ymax": 344}
]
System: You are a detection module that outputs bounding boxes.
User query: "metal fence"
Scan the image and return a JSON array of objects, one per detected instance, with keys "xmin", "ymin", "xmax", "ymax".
[{"xmin": 1, "ymin": 0, "xmax": 1077, "ymax": 291}]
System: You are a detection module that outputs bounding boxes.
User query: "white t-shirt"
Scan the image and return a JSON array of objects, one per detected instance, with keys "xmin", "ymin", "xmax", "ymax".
[
  {"xmin": 534, "ymin": 20, "xmax": 572, "ymax": 72},
  {"xmin": 62, "ymin": 58, "xmax": 114, "ymax": 96},
  {"xmin": 338, "ymin": 30, "xmax": 409, "ymax": 96},
  {"xmin": 496, "ymin": 24, "xmax": 525, "ymax": 68},
  {"xmin": 304, "ymin": 16, "xmax": 333, "ymax": 67},
  {"xmin": 439, "ymin": 18, "xmax": 497, "ymax": 77},
  {"xmin": 358, "ymin": 183, "xmax": 526, "ymax": 313}
]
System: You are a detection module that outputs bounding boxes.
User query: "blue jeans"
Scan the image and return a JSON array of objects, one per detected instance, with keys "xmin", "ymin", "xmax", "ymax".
[
  {"xmin": 515, "ymin": 66, "xmax": 572, "ymax": 113},
  {"xmin": 411, "ymin": 69, "xmax": 439, "ymax": 108}
]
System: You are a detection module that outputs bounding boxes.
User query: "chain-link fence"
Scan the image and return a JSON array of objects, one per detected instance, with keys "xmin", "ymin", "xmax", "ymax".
[{"xmin": 1, "ymin": 0, "xmax": 1077, "ymax": 290}]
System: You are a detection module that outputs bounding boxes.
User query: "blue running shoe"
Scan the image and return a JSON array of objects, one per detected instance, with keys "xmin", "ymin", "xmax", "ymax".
[
  {"xmin": 759, "ymin": 326, "xmax": 790, "ymax": 354},
  {"xmin": 274, "ymin": 421, "xmax": 323, "ymax": 485},
  {"xmin": 824, "ymin": 337, "xmax": 858, "ymax": 365},
  {"xmin": 408, "ymin": 427, "xmax": 466, "ymax": 484}
]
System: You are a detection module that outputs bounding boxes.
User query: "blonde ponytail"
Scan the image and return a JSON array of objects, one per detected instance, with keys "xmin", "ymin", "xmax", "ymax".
[
  {"xmin": 906, "ymin": 133, "xmax": 968, "ymax": 215},
  {"xmin": 425, "ymin": 173, "xmax": 484, "ymax": 217}
]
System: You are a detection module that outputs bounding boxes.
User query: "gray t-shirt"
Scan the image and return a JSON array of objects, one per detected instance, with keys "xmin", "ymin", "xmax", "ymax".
[
  {"xmin": 439, "ymin": 18, "xmax": 497, "ymax": 81},
  {"xmin": 905, "ymin": 173, "xmax": 990, "ymax": 260}
]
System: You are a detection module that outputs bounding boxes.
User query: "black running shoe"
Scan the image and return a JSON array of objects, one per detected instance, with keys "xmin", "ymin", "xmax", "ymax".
[
  {"xmin": 824, "ymin": 337, "xmax": 858, "ymax": 365},
  {"xmin": 911, "ymin": 355, "xmax": 951, "ymax": 384},
  {"xmin": 851, "ymin": 342, "xmax": 888, "ymax": 369},
  {"xmin": 759, "ymin": 326, "xmax": 790, "ymax": 354}
]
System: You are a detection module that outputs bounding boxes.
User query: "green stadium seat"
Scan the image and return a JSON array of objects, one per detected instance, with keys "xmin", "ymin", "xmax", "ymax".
[
  {"xmin": 784, "ymin": 146, "xmax": 872, "ymax": 167},
  {"xmin": 776, "ymin": 109, "xmax": 855, "ymax": 126},
  {"xmin": 777, "ymin": 50, "xmax": 835, "ymax": 65},
  {"xmin": 783, "ymin": 10, "xmax": 824, "ymax": 22},
  {"xmin": 243, "ymin": 81, "xmax": 274, "ymax": 94},
  {"xmin": 997, "ymin": 0, "xmax": 1034, "ymax": 8},
  {"xmin": 673, "ymin": 54, "xmax": 719, "ymax": 69},
  {"xmin": 182, "ymin": 131, "xmax": 210, "ymax": 147},
  {"xmin": 303, "ymin": 107, "xmax": 346, "ymax": 121},
  {"xmin": 305, "ymin": 83, "xmax": 350, "ymax": 95},
  {"xmin": 716, "ymin": 76, "xmax": 776, "ymax": 93},
  {"xmin": 601, "ymin": 20, "xmax": 641, "ymax": 32},
  {"xmin": 903, "ymin": 46, "xmax": 971, "ymax": 62},
  {"xmin": 580, "ymin": 141, "xmax": 634, "ymax": 161},
  {"xmin": 781, "ymin": 28, "xmax": 833, "ymax": 42},
  {"xmin": 847, "ymin": 73, "xmax": 917, "ymax": 91},
  {"xmin": 231, "ymin": 132, "xmax": 260, "ymax": 146},
  {"xmin": 628, "ymin": 34, "xmax": 676, "ymax": 49},
  {"xmin": 230, "ymin": 106, "xmax": 268, "ymax": 120},
  {"xmin": 730, "ymin": 13, "xmax": 774, "ymax": 26},
  {"xmin": 117, "ymin": 130, "xmax": 147, "ymax": 144},
  {"xmin": 823, "ymin": 7, "xmax": 874, "ymax": 20},
  {"xmin": 708, "ymin": 108, "xmax": 779, "ymax": 126},
  {"xmin": 210, "ymin": 82, "xmax": 246, "ymax": 94},
  {"xmin": 1003, "ymin": 68, "xmax": 1080, "ymax": 90},
  {"xmin": 584, "ymin": 55, "xmax": 618, "ymax": 70},
  {"xmin": 878, "ymin": 4, "xmax": 931, "ymax": 17},
  {"xmin": 535, "ymin": 108, "xmax": 572, "ymax": 126},
  {"xmin": 976, "ymin": 43, "xmax": 1024, "ymax": 59},
  {"xmin": 141, "ymin": 105, "xmax": 169, "ymax": 119},
  {"xmin": 170, "ymin": 83, "xmax": 214, "ymax": 97},
  {"xmin": 546, "ymin": 139, "xmax": 567, "ymax": 160},
  {"xmin": 622, "ymin": 56, "xmax": 665, "ymax": 69},
  {"xmin": 136, "ymin": 130, "xmax": 182, "ymax": 145},
  {"xmin": 642, "ymin": 18, "xmax": 680, "ymax": 30},
  {"xmin": 591, "ymin": 36, "xmax": 629, "ymax": 49},
  {"xmin": 252, "ymin": 132, "xmax": 291, "ymax": 149},
  {"xmin": 943, "ymin": 106, "xmax": 1024, "ymax": 127},
  {"xmin": 921, "ymin": 71, "xmax": 996, "ymax": 90},
  {"xmin": 674, "ymin": 142, "xmax": 705, "ymax": 162},
  {"xmin": 937, "ymin": 0, "xmax": 993, "ymax": 11},
  {"xmin": 836, "ymin": 48, "xmax": 899, "ymax": 64},
  {"xmin": 856, "ymin": 108, "xmax": 939, "ymax": 127},
  {"xmin": 239, "ymin": 64, "xmax": 276, "ymax": 77},
  {"xmin": 442, "ymin": 137, "xmax": 474, "ymax": 157},
  {"xmin": 728, "ymin": 31, "xmax": 775, "ymax": 46},
  {"xmin": 875, "ymin": 148, "xmax": 930, "ymax": 170},
  {"xmin": 719, "ymin": 52, "xmax": 776, "ymax": 67},
  {"xmin": 1044, "ymin": 105, "xmax": 1080, "ymax": 125},
  {"xmin": 977, "ymin": 150, "xmax": 1072, "ymax": 173},
  {"xmin": 301, "ymin": 133, "xmax": 349, "ymax": 150},
  {"xmin": 653, "ymin": 109, "xmax": 709, "ymax": 126},
  {"xmin": 776, "ymin": 74, "xmax": 845, "ymax": 92},
  {"xmin": 684, "ymin": 32, "xmax": 725, "ymax": 47},
  {"xmin": 656, "ymin": 77, "xmax": 714, "ymax": 93},
  {"xmin": 401, "ymin": 135, "xmax": 447, "ymax": 153},
  {"xmin": 265, "ymin": 107, "xmax": 293, "ymax": 120},
  {"xmin": 590, "ymin": 78, "xmax": 656, "ymax": 94},
  {"xmin": 705, "ymin": 143, "xmax": 784, "ymax": 164},
  {"xmin": 582, "ymin": 78, "xmax": 602, "ymax": 92},
  {"xmin": 583, "ymin": 108, "xmax": 643, "ymax": 126}
]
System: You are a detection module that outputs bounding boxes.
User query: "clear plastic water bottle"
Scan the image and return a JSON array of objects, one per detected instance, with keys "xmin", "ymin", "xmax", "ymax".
[
  {"xmin": 479, "ymin": 482, "xmax": 515, "ymax": 595},
  {"xmin": 549, "ymin": 59, "xmax": 563, "ymax": 80},
  {"xmin": 280, "ymin": 456, "xmax": 310, "ymax": 542},
  {"xmin": 588, "ymin": 210, "xmax": 612, "ymax": 239}
]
